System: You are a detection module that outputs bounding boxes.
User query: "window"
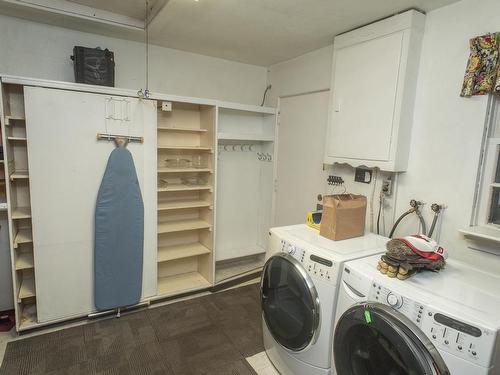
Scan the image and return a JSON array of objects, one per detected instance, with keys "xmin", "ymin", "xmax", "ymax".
[
  {"xmin": 463, "ymin": 97, "xmax": 500, "ymax": 251},
  {"xmin": 489, "ymin": 149, "xmax": 500, "ymax": 225},
  {"xmin": 474, "ymin": 97, "xmax": 500, "ymax": 230}
]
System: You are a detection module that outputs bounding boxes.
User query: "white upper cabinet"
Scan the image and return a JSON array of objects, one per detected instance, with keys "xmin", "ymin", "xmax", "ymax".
[{"xmin": 324, "ymin": 10, "xmax": 425, "ymax": 171}]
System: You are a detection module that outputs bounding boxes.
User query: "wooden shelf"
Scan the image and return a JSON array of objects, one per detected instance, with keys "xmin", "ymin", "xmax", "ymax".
[
  {"xmin": 14, "ymin": 228, "xmax": 33, "ymax": 248},
  {"xmin": 18, "ymin": 277, "xmax": 36, "ymax": 300},
  {"xmin": 10, "ymin": 170, "xmax": 29, "ymax": 180},
  {"xmin": 158, "ymin": 168, "xmax": 212, "ymax": 174},
  {"xmin": 218, "ymin": 133, "xmax": 274, "ymax": 142},
  {"xmin": 158, "ymin": 243, "xmax": 211, "ymax": 263},
  {"xmin": 158, "ymin": 184, "xmax": 212, "ymax": 192},
  {"xmin": 7, "ymin": 136, "xmax": 27, "ymax": 142},
  {"xmin": 158, "ymin": 219, "xmax": 210, "ymax": 234},
  {"xmin": 157, "ymin": 127, "xmax": 207, "ymax": 133},
  {"xmin": 5, "ymin": 115, "xmax": 25, "ymax": 125},
  {"xmin": 158, "ymin": 146, "xmax": 213, "ymax": 152},
  {"xmin": 157, "ymin": 272, "xmax": 210, "ymax": 295},
  {"xmin": 15, "ymin": 253, "xmax": 34, "ymax": 270},
  {"xmin": 19, "ymin": 304, "xmax": 37, "ymax": 330},
  {"xmin": 158, "ymin": 200, "xmax": 212, "ymax": 211},
  {"xmin": 12, "ymin": 206, "xmax": 31, "ymax": 219}
]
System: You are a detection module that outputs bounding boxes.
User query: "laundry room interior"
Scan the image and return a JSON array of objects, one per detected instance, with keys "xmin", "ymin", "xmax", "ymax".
[{"xmin": 0, "ymin": 0, "xmax": 499, "ymax": 374}]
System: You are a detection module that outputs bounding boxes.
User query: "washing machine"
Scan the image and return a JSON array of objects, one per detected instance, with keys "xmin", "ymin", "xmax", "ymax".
[
  {"xmin": 333, "ymin": 254, "xmax": 500, "ymax": 375},
  {"xmin": 261, "ymin": 224, "xmax": 388, "ymax": 375}
]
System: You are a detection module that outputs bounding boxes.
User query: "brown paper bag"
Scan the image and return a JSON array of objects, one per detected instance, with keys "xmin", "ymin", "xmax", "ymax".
[{"xmin": 320, "ymin": 194, "xmax": 367, "ymax": 241}]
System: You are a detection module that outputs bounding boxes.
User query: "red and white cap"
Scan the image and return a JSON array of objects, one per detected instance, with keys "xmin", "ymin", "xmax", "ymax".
[{"xmin": 396, "ymin": 234, "xmax": 447, "ymax": 260}]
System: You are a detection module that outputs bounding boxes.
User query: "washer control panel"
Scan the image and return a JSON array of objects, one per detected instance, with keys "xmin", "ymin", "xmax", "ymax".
[
  {"xmin": 279, "ymin": 239, "xmax": 335, "ymax": 283},
  {"xmin": 369, "ymin": 282, "xmax": 496, "ymax": 367}
]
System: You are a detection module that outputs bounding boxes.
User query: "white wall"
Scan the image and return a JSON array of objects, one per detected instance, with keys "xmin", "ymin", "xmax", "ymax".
[
  {"xmin": 266, "ymin": 45, "xmax": 333, "ymax": 106},
  {"xmin": 0, "ymin": 14, "xmax": 268, "ymax": 105},
  {"xmin": 0, "ymin": 14, "xmax": 268, "ymax": 310},
  {"xmin": 267, "ymin": 0, "xmax": 500, "ymax": 274},
  {"xmin": 394, "ymin": 0, "xmax": 500, "ymax": 272}
]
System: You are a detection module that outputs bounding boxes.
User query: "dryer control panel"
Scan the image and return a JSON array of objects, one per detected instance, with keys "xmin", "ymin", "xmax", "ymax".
[
  {"xmin": 369, "ymin": 282, "xmax": 497, "ymax": 368},
  {"xmin": 279, "ymin": 239, "xmax": 336, "ymax": 283}
]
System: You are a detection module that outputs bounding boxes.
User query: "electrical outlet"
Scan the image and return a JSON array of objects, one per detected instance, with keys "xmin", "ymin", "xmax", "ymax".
[
  {"xmin": 354, "ymin": 168, "xmax": 372, "ymax": 184},
  {"xmin": 161, "ymin": 101, "xmax": 172, "ymax": 111},
  {"xmin": 382, "ymin": 178, "xmax": 392, "ymax": 196}
]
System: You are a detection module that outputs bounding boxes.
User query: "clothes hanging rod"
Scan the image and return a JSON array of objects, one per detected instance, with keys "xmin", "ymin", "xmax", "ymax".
[{"xmin": 96, "ymin": 133, "xmax": 144, "ymax": 143}]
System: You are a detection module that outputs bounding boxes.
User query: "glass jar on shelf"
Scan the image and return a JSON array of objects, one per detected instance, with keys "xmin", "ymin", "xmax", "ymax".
[{"xmin": 192, "ymin": 155, "xmax": 208, "ymax": 169}]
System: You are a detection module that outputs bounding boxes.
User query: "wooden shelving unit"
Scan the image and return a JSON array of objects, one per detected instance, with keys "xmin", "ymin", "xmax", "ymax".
[
  {"xmin": 19, "ymin": 303, "xmax": 37, "ymax": 329},
  {"xmin": 12, "ymin": 206, "xmax": 31, "ymax": 219},
  {"xmin": 15, "ymin": 252, "xmax": 34, "ymax": 270},
  {"xmin": 157, "ymin": 272, "xmax": 210, "ymax": 295},
  {"xmin": 158, "ymin": 167, "xmax": 212, "ymax": 174},
  {"xmin": 214, "ymin": 106, "xmax": 277, "ymax": 282},
  {"xmin": 4, "ymin": 115, "xmax": 25, "ymax": 125},
  {"xmin": 156, "ymin": 101, "xmax": 215, "ymax": 296},
  {"xmin": 14, "ymin": 228, "xmax": 33, "ymax": 247},
  {"xmin": 1, "ymin": 82, "xmax": 38, "ymax": 329},
  {"xmin": 18, "ymin": 277, "xmax": 36, "ymax": 301},
  {"xmin": 158, "ymin": 243, "xmax": 211, "ymax": 263},
  {"xmin": 157, "ymin": 146, "xmax": 213, "ymax": 151},
  {"xmin": 7, "ymin": 136, "xmax": 27, "ymax": 142},
  {"xmin": 158, "ymin": 200, "xmax": 212, "ymax": 211},
  {"xmin": 10, "ymin": 169, "xmax": 29, "ymax": 180},
  {"xmin": 217, "ymin": 132, "xmax": 274, "ymax": 142},
  {"xmin": 157, "ymin": 126, "xmax": 208, "ymax": 133},
  {"xmin": 157, "ymin": 184, "xmax": 212, "ymax": 192},
  {"xmin": 158, "ymin": 219, "xmax": 211, "ymax": 234}
]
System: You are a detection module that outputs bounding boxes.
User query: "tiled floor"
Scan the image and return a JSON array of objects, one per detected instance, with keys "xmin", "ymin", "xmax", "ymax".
[
  {"xmin": 0, "ymin": 283, "xmax": 265, "ymax": 375},
  {"xmin": 0, "ymin": 329, "xmax": 16, "ymax": 364}
]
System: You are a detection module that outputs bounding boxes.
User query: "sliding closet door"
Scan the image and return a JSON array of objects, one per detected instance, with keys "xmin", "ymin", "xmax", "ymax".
[{"xmin": 24, "ymin": 87, "xmax": 157, "ymax": 323}]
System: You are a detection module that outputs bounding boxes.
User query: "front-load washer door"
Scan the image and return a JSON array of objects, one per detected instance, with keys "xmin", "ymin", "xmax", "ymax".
[
  {"xmin": 261, "ymin": 253, "xmax": 320, "ymax": 352},
  {"xmin": 334, "ymin": 303, "xmax": 450, "ymax": 375}
]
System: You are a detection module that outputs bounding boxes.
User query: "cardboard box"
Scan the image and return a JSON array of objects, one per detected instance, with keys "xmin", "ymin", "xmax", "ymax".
[{"xmin": 320, "ymin": 194, "xmax": 367, "ymax": 241}]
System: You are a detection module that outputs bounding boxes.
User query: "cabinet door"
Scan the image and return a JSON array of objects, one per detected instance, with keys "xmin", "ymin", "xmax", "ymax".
[
  {"xmin": 327, "ymin": 32, "xmax": 403, "ymax": 161},
  {"xmin": 24, "ymin": 87, "xmax": 157, "ymax": 323}
]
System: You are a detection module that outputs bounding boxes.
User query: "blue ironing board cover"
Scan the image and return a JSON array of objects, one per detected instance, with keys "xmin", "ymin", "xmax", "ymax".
[{"xmin": 94, "ymin": 146, "xmax": 144, "ymax": 311}]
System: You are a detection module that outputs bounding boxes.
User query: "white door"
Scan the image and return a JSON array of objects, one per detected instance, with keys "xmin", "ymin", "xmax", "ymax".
[
  {"xmin": 24, "ymin": 87, "xmax": 157, "ymax": 323},
  {"xmin": 328, "ymin": 32, "xmax": 403, "ymax": 161},
  {"xmin": 275, "ymin": 91, "xmax": 329, "ymax": 226}
]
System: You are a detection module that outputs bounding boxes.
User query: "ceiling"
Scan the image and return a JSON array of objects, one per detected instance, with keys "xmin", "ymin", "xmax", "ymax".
[
  {"xmin": 42, "ymin": 0, "xmax": 463, "ymax": 66},
  {"xmin": 66, "ymin": 0, "xmax": 160, "ymax": 20}
]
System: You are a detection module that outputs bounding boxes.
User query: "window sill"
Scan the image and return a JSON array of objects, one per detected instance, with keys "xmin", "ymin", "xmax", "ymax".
[{"xmin": 459, "ymin": 226, "xmax": 500, "ymax": 256}]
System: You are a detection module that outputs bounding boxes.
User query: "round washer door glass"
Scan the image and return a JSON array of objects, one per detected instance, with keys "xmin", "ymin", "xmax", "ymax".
[
  {"xmin": 261, "ymin": 253, "xmax": 319, "ymax": 352},
  {"xmin": 334, "ymin": 304, "xmax": 449, "ymax": 375}
]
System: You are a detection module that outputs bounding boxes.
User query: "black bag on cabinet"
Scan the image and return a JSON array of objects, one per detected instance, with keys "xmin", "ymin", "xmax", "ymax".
[{"xmin": 70, "ymin": 46, "xmax": 115, "ymax": 87}]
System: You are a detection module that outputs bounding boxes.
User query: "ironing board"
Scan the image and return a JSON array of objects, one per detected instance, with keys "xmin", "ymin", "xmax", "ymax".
[{"xmin": 94, "ymin": 145, "xmax": 144, "ymax": 311}]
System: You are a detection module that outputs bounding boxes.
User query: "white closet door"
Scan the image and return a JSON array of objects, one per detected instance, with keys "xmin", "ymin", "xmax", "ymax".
[
  {"xmin": 328, "ymin": 32, "xmax": 403, "ymax": 161},
  {"xmin": 275, "ymin": 91, "xmax": 330, "ymax": 226},
  {"xmin": 24, "ymin": 87, "xmax": 157, "ymax": 323}
]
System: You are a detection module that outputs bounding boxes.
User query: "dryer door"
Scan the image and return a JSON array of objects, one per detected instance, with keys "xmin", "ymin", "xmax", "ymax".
[
  {"xmin": 261, "ymin": 253, "xmax": 320, "ymax": 352},
  {"xmin": 334, "ymin": 303, "xmax": 450, "ymax": 375}
]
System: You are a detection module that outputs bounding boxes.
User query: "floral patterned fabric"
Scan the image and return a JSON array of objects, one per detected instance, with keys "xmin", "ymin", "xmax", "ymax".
[{"xmin": 461, "ymin": 33, "xmax": 500, "ymax": 97}]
